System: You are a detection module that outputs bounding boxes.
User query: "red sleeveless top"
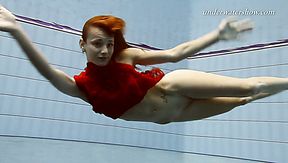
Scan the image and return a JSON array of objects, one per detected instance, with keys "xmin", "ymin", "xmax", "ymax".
[{"xmin": 74, "ymin": 61, "xmax": 164, "ymax": 119}]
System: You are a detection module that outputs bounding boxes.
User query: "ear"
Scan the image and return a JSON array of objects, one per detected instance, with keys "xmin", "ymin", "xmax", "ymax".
[
  {"xmin": 79, "ymin": 38, "xmax": 86, "ymax": 51},
  {"xmin": 79, "ymin": 38, "xmax": 87, "ymax": 53}
]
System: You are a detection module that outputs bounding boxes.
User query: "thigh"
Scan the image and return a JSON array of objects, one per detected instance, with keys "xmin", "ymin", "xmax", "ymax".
[
  {"xmin": 161, "ymin": 69, "xmax": 254, "ymax": 98},
  {"xmin": 173, "ymin": 97, "xmax": 246, "ymax": 122}
]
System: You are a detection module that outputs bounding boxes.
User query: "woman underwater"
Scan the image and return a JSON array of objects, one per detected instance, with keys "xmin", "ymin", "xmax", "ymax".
[{"xmin": 1, "ymin": 5, "xmax": 288, "ymax": 124}]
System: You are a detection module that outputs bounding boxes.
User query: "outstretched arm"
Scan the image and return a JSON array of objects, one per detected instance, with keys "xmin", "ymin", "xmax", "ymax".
[
  {"xmin": 127, "ymin": 17, "xmax": 253, "ymax": 65},
  {"xmin": 0, "ymin": 5, "xmax": 86, "ymax": 100}
]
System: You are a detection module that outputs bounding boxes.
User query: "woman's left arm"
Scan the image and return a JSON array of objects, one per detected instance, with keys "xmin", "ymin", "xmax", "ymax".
[{"xmin": 128, "ymin": 17, "xmax": 253, "ymax": 65}]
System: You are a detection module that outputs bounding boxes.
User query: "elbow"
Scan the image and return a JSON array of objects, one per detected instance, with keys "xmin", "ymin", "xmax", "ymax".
[
  {"xmin": 168, "ymin": 49, "xmax": 183, "ymax": 63},
  {"xmin": 171, "ymin": 57, "xmax": 181, "ymax": 63}
]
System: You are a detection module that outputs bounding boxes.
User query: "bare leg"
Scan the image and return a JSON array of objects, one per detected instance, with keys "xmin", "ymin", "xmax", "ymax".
[
  {"xmin": 173, "ymin": 97, "xmax": 247, "ymax": 122},
  {"xmin": 162, "ymin": 70, "xmax": 288, "ymax": 99},
  {"xmin": 248, "ymin": 77, "xmax": 288, "ymax": 94},
  {"xmin": 173, "ymin": 92, "xmax": 274, "ymax": 122}
]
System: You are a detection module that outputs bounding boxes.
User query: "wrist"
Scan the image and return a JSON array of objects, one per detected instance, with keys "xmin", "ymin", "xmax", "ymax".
[
  {"xmin": 10, "ymin": 24, "xmax": 24, "ymax": 37},
  {"xmin": 213, "ymin": 29, "xmax": 221, "ymax": 41}
]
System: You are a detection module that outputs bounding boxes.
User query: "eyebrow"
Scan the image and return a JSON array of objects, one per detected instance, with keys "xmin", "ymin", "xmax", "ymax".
[
  {"xmin": 90, "ymin": 38, "xmax": 102, "ymax": 42},
  {"xmin": 90, "ymin": 37, "xmax": 114, "ymax": 42}
]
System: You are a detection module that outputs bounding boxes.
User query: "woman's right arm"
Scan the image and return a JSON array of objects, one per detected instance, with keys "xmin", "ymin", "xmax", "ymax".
[
  {"xmin": 126, "ymin": 17, "xmax": 253, "ymax": 66},
  {"xmin": 0, "ymin": 5, "xmax": 87, "ymax": 101}
]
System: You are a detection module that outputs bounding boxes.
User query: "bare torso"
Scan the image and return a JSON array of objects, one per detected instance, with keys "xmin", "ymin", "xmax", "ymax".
[
  {"xmin": 119, "ymin": 80, "xmax": 191, "ymax": 124},
  {"xmin": 113, "ymin": 53, "xmax": 190, "ymax": 124}
]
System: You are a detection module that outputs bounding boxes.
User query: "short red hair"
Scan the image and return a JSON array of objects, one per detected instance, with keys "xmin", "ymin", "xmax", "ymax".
[{"xmin": 82, "ymin": 15, "xmax": 128, "ymax": 57}]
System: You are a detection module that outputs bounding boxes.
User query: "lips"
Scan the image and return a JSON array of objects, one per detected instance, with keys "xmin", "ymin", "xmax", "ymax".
[{"xmin": 97, "ymin": 57, "xmax": 109, "ymax": 62}]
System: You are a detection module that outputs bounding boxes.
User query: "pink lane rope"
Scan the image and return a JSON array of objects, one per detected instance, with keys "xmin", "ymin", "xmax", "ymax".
[{"xmin": 15, "ymin": 14, "xmax": 288, "ymax": 59}]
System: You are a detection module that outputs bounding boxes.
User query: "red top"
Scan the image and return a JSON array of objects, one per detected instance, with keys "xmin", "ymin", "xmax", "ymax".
[{"xmin": 74, "ymin": 61, "xmax": 164, "ymax": 119}]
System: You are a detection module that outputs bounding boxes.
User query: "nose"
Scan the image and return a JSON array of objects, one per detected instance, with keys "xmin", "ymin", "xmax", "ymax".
[{"xmin": 100, "ymin": 45, "xmax": 108, "ymax": 55}]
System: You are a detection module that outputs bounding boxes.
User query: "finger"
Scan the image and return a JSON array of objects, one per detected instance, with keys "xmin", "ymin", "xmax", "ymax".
[
  {"xmin": 220, "ymin": 16, "xmax": 238, "ymax": 26},
  {"xmin": 225, "ymin": 16, "xmax": 238, "ymax": 23},
  {"xmin": 242, "ymin": 19, "xmax": 254, "ymax": 27},
  {"xmin": 2, "ymin": 6, "xmax": 11, "ymax": 13},
  {"xmin": 232, "ymin": 19, "xmax": 254, "ymax": 32},
  {"xmin": 0, "ymin": 4, "xmax": 5, "ymax": 10},
  {"xmin": 0, "ymin": 6, "xmax": 16, "ymax": 19},
  {"xmin": 219, "ymin": 16, "xmax": 239, "ymax": 30}
]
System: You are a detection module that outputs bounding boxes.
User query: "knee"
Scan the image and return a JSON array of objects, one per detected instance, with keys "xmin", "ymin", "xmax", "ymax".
[
  {"xmin": 240, "ymin": 81, "xmax": 264, "ymax": 97},
  {"xmin": 238, "ymin": 97, "xmax": 252, "ymax": 105},
  {"xmin": 244, "ymin": 78, "xmax": 268, "ymax": 95},
  {"xmin": 240, "ymin": 84, "xmax": 256, "ymax": 96}
]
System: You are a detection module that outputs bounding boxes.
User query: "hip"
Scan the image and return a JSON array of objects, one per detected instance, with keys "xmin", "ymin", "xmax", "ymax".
[{"xmin": 120, "ymin": 82, "xmax": 190, "ymax": 124}]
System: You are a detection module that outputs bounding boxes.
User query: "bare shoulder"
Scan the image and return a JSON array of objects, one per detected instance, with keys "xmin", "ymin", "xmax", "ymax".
[
  {"xmin": 119, "ymin": 47, "xmax": 173, "ymax": 65},
  {"xmin": 116, "ymin": 48, "xmax": 145, "ymax": 64},
  {"xmin": 121, "ymin": 48, "xmax": 145, "ymax": 56}
]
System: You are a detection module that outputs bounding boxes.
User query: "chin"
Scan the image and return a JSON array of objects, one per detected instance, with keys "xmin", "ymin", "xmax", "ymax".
[
  {"xmin": 90, "ymin": 60, "xmax": 110, "ymax": 67},
  {"xmin": 99, "ymin": 62, "xmax": 109, "ymax": 66}
]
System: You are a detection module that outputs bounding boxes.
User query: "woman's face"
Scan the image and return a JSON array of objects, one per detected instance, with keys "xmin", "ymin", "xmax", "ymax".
[{"xmin": 80, "ymin": 27, "xmax": 114, "ymax": 66}]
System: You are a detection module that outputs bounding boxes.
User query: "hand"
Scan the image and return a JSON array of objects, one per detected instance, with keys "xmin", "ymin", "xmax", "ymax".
[
  {"xmin": 0, "ymin": 5, "xmax": 19, "ymax": 33},
  {"xmin": 218, "ymin": 17, "xmax": 254, "ymax": 40}
]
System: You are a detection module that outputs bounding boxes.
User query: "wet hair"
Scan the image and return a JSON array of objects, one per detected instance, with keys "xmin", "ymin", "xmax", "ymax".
[{"xmin": 82, "ymin": 15, "xmax": 128, "ymax": 57}]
